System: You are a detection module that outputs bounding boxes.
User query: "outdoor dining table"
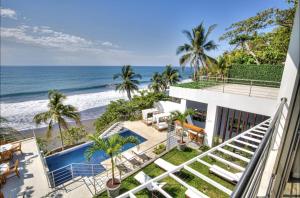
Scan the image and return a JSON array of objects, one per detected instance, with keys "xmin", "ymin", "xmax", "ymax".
[{"xmin": 0, "ymin": 144, "xmax": 13, "ymax": 153}]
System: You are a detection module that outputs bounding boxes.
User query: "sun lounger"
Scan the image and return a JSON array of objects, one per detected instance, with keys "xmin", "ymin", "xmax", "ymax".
[
  {"xmin": 132, "ymin": 148, "xmax": 151, "ymax": 162},
  {"xmin": 154, "ymin": 158, "xmax": 177, "ymax": 171},
  {"xmin": 209, "ymin": 165, "xmax": 243, "ymax": 184},
  {"xmin": 122, "ymin": 152, "xmax": 142, "ymax": 167},
  {"xmin": 134, "ymin": 171, "xmax": 166, "ymax": 191},
  {"xmin": 116, "ymin": 163, "xmax": 131, "ymax": 174}
]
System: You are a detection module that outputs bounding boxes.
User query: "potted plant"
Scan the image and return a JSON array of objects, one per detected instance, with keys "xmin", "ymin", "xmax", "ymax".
[
  {"xmin": 171, "ymin": 109, "xmax": 195, "ymax": 151},
  {"xmin": 85, "ymin": 134, "xmax": 138, "ymax": 197}
]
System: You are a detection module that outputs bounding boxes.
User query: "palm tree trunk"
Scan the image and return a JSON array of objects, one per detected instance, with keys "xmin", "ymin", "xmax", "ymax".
[
  {"xmin": 58, "ymin": 123, "xmax": 64, "ymax": 151},
  {"xmin": 126, "ymin": 89, "xmax": 132, "ymax": 100},
  {"xmin": 110, "ymin": 156, "xmax": 115, "ymax": 184}
]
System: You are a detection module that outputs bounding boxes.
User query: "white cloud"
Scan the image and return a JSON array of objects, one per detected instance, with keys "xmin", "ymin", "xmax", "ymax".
[
  {"xmin": 0, "ymin": 25, "xmax": 120, "ymax": 52},
  {"xmin": 1, "ymin": 8, "xmax": 17, "ymax": 19}
]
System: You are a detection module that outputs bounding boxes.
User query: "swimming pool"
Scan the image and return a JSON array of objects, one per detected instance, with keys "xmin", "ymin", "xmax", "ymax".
[{"xmin": 46, "ymin": 130, "xmax": 146, "ymax": 186}]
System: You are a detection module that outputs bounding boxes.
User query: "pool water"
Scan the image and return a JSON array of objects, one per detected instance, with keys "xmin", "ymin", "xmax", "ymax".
[{"xmin": 46, "ymin": 130, "xmax": 146, "ymax": 186}]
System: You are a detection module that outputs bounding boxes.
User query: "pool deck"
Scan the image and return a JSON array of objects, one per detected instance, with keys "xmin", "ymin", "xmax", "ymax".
[
  {"xmin": 3, "ymin": 120, "xmax": 168, "ymax": 197},
  {"xmin": 2, "ymin": 138, "xmax": 51, "ymax": 198}
]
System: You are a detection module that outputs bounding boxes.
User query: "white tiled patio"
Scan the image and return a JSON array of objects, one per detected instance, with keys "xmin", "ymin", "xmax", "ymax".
[{"xmin": 2, "ymin": 138, "xmax": 51, "ymax": 198}]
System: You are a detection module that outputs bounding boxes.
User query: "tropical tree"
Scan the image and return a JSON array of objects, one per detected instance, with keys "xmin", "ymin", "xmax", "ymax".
[
  {"xmin": 61, "ymin": 126, "xmax": 87, "ymax": 146},
  {"xmin": 113, "ymin": 65, "xmax": 142, "ymax": 101},
  {"xmin": 148, "ymin": 72, "xmax": 165, "ymax": 92},
  {"xmin": 162, "ymin": 64, "xmax": 181, "ymax": 88},
  {"xmin": 85, "ymin": 134, "xmax": 139, "ymax": 193},
  {"xmin": 208, "ymin": 56, "xmax": 229, "ymax": 78},
  {"xmin": 171, "ymin": 109, "xmax": 195, "ymax": 147},
  {"xmin": 177, "ymin": 22, "xmax": 218, "ymax": 80},
  {"xmin": 33, "ymin": 90, "xmax": 81, "ymax": 150}
]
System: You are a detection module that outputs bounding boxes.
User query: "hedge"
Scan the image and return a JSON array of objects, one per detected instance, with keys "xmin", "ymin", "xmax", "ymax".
[{"xmin": 228, "ymin": 64, "xmax": 284, "ymax": 82}]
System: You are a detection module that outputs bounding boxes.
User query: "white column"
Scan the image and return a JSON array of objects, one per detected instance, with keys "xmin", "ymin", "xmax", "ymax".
[
  {"xmin": 204, "ymin": 103, "xmax": 217, "ymax": 147},
  {"xmin": 180, "ymin": 99, "xmax": 187, "ymax": 112}
]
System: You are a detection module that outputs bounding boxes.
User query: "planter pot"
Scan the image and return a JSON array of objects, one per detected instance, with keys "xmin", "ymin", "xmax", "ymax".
[
  {"xmin": 177, "ymin": 141, "xmax": 186, "ymax": 151},
  {"xmin": 106, "ymin": 178, "xmax": 121, "ymax": 198}
]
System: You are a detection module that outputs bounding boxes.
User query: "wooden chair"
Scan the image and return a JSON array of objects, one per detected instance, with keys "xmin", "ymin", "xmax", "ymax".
[
  {"xmin": 3, "ymin": 160, "xmax": 20, "ymax": 178},
  {"xmin": 12, "ymin": 143, "xmax": 22, "ymax": 154},
  {"xmin": 0, "ymin": 150, "xmax": 13, "ymax": 163}
]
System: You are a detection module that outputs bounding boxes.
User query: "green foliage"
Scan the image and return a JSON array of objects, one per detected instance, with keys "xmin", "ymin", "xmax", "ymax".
[
  {"xmin": 228, "ymin": 64, "xmax": 284, "ymax": 82},
  {"xmin": 36, "ymin": 137, "xmax": 49, "ymax": 154},
  {"xmin": 94, "ymin": 91, "xmax": 169, "ymax": 134},
  {"xmin": 219, "ymin": 1, "xmax": 297, "ymax": 65},
  {"xmin": 153, "ymin": 144, "xmax": 166, "ymax": 155},
  {"xmin": 148, "ymin": 72, "xmax": 166, "ymax": 92},
  {"xmin": 113, "ymin": 65, "xmax": 142, "ymax": 100},
  {"xmin": 61, "ymin": 126, "xmax": 87, "ymax": 146},
  {"xmin": 199, "ymin": 145, "xmax": 210, "ymax": 152},
  {"xmin": 162, "ymin": 64, "xmax": 181, "ymax": 87}
]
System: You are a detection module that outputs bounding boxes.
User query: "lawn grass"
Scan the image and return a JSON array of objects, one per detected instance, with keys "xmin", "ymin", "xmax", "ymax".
[
  {"xmin": 175, "ymin": 80, "xmax": 220, "ymax": 89},
  {"xmin": 95, "ymin": 148, "xmax": 234, "ymax": 198}
]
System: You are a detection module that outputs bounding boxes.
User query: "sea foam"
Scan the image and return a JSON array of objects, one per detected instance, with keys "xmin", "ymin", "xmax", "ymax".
[{"xmin": 0, "ymin": 89, "xmax": 128, "ymax": 130}]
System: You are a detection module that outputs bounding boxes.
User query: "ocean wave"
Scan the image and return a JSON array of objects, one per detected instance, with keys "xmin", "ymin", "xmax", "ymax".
[
  {"xmin": 0, "ymin": 89, "xmax": 129, "ymax": 131},
  {"xmin": 0, "ymin": 80, "xmax": 150, "ymax": 100}
]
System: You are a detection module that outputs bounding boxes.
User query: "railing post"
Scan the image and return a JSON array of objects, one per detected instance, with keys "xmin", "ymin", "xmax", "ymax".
[
  {"xmin": 71, "ymin": 164, "xmax": 74, "ymax": 179},
  {"xmin": 249, "ymin": 81, "xmax": 253, "ymax": 96},
  {"xmin": 222, "ymin": 77, "xmax": 225, "ymax": 93}
]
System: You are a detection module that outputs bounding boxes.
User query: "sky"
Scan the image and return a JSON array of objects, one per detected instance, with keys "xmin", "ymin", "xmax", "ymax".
[{"xmin": 0, "ymin": 0, "xmax": 288, "ymax": 66}]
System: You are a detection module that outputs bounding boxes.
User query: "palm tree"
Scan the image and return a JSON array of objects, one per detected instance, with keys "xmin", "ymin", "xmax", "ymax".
[
  {"xmin": 148, "ymin": 72, "xmax": 165, "ymax": 92},
  {"xmin": 177, "ymin": 22, "xmax": 218, "ymax": 80},
  {"xmin": 171, "ymin": 109, "xmax": 195, "ymax": 146},
  {"xmin": 33, "ymin": 90, "xmax": 80, "ymax": 150},
  {"xmin": 113, "ymin": 65, "xmax": 142, "ymax": 100},
  {"xmin": 162, "ymin": 64, "xmax": 181, "ymax": 88},
  {"xmin": 85, "ymin": 134, "xmax": 138, "ymax": 191}
]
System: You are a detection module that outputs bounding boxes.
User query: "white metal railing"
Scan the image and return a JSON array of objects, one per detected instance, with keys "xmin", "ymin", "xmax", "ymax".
[
  {"xmin": 117, "ymin": 118, "xmax": 272, "ymax": 198},
  {"xmin": 177, "ymin": 76, "xmax": 281, "ymax": 99},
  {"xmin": 48, "ymin": 162, "xmax": 107, "ymax": 187}
]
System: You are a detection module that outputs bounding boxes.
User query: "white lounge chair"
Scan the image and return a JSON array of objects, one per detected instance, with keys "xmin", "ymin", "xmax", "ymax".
[
  {"xmin": 185, "ymin": 188, "xmax": 209, "ymax": 198},
  {"xmin": 209, "ymin": 165, "xmax": 243, "ymax": 184},
  {"xmin": 122, "ymin": 152, "xmax": 142, "ymax": 167},
  {"xmin": 154, "ymin": 158, "xmax": 177, "ymax": 171},
  {"xmin": 134, "ymin": 171, "xmax": 166, "ymax": 191}
]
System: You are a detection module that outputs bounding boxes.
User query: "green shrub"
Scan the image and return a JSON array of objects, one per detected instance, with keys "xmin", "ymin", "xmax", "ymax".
[
  {"xmin": 153, "ymin": 144, "xmax": 166, "ymax": 155},
  {"xmin": 228, "ymin": 64, "xmax": 284, "ymax": 82}
]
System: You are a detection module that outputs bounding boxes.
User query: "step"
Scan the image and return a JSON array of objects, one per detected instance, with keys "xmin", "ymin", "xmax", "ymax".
[
  {"xmin": 217, "ymin": 148, "xmax": 250, "ymax": 163},
  {"xmin": 207, "ymin": 153, "xmax": 245, "ymax": 171},
  {"xmin": 226, "ymin": 143, "xmax": 254, "ymax": 155},
  {"xmin": 184, "ymin": 165, "xmax": 232, "ymax": 195},
  {"xmin": 251, "ymin": 129, "xmax": 266, "ymax": 135},
  {"xmin": 246, "ymin": 132, "xmax": 264, "ymax": 139},
  {"xmin": 240, "ymin": 135, "xmax": 261, "ymax": 144},
  {"xmin": 234, "ymin": 139, "xmax": 258, "ymax": 149}
]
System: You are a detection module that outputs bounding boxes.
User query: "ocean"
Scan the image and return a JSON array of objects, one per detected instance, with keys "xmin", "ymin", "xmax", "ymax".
[{"xmin": 0, "ymin": 66, "xmax": 191, "ymax": 131}]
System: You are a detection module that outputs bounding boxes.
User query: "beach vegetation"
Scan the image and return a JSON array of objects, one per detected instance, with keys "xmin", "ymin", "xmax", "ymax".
[
  {"xmin": 162, "ymin": 64, "xmax": 181, "ymax": 88},
  {"xmin": 33, "ymin": 90, "xmax": 81, "ymax": 150},
  {"xmin": 61, "ymin": 126, "xmax": 87, "ymax": 146},
  {"xmin": 85, "ymin": 133, "xmax": 138, "ymax": 195},
  {"xmin": 148, "ymin": 72, "xmax": 165, "ymax": 92},
  {"xmin": 113, "ymin": 65, "xmax": 142, "ymax": 101},
  {"xmin": 177, "ymin": 22, "xmax": 218, "ymax": 80},
  {"xmin": 94, "ymin": 91, "xmax": 169, "ymax": 134}
]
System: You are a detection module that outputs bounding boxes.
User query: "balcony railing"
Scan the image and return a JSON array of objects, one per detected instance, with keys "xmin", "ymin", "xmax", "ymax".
[{"xmin": 175, "ymin": 76, "xmax": 281, "ymax": 99}]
